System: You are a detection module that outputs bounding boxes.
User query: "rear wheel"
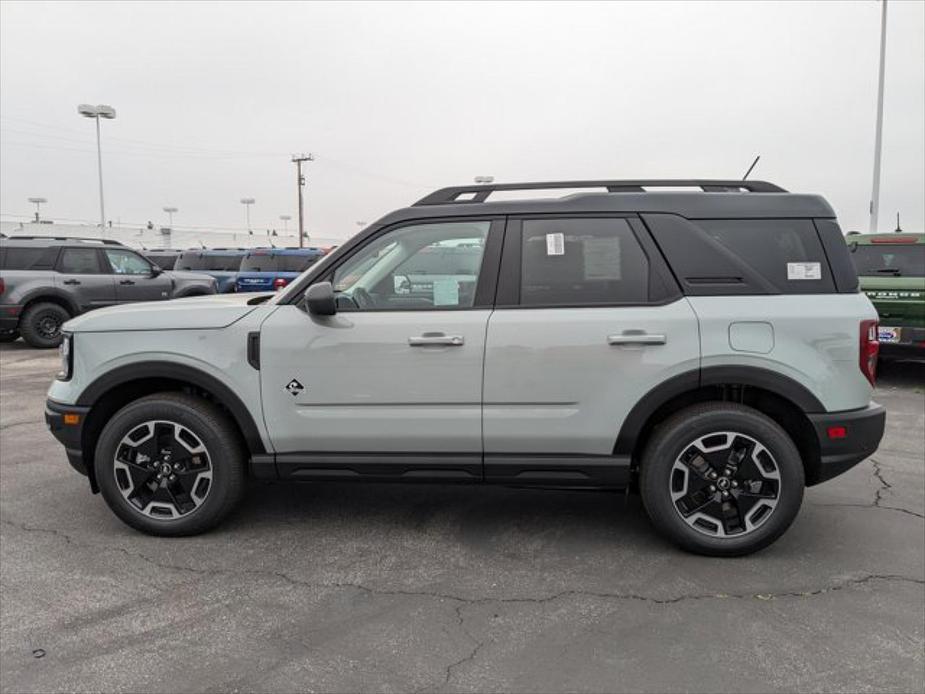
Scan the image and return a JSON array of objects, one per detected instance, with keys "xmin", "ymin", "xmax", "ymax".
[
  {"xmin": 639, "ymin": 402, "xmax": 804, "ymax": 556},
  {"xmin": 95, "ymin": 393, "xmax": 246, "ymax": 536},
  {"xmin": 19, "ymin": 302, "xmax": 70, "ymax": 348}
]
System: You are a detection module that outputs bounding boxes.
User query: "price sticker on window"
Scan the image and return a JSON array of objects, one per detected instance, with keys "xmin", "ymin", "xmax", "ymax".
[
  {"xmin": 787, "ymin": 262, "xmax": 821, "ymax": 280},
  {"xmin": 546, "ymin": 233, "xmax": 565, "ymax": 256}
]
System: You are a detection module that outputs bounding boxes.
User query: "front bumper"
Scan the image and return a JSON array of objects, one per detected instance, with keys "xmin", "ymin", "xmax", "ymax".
[
  {"xmin": 808, "ymin": 403, "xmax": 886, "ymax": 485},
  {"xmin": 45, "ymin": 399, "xmax": 91, "ymax": 478}
]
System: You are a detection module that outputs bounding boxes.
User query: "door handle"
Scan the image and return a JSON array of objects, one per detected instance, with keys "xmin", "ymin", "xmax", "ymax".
[
  {"xmin": 119, "ymin": 279, "xmax": 136, "ymax": 285},
  {"xmin": 408, "ymin": 334, "xmax": 465, "ymax": 347},
  {"xmin": 62, "ymin": 279, "xmax": 81, "ymax": 285},
  {"xmin": 607, "ymin": 332, "xmax": 667, "ymax": 346}
]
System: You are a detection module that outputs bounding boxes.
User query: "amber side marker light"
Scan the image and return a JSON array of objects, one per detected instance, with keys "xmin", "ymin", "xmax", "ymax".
[{"xmin": 63, "ymin": 414, "xmax": 81, "ymax": 426}]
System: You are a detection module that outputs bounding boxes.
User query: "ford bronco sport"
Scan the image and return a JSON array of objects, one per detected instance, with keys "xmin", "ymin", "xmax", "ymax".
[
  {"xmin": 45, "ymin": 180, "xmax": 885, "ymax": 555},
  {"xmin": 848, "ymin": 232, "xmax": 925, "ymax": 357},
  {"xmin": 1, "ymin": 237, "xmax": 216, "ymax": 347}
]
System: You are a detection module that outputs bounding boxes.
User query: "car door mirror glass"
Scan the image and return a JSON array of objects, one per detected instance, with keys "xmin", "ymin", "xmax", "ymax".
[{"xmin": 304, "ymin": 281, "xmax": 337, "ymax": 316}]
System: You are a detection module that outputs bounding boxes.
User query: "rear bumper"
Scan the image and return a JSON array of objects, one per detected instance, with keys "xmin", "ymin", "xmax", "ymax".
[
  {"xmin": 879, "ymin": 326, "xmax": 925, "ymax": 355},
  {"xmin": 0, "ymin": 304, "xmax": 23, "ymax": 331},
  {"xmin": 808, "ymin": 403, "xmax": 886, "ymax": 485},
  {"xmin": 44, "ymin": 399, "xmax": 91, "ymax": 478}
]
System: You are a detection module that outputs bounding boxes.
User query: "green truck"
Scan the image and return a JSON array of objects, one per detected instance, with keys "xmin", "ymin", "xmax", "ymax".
[{"xmin": 848, "ymin": 232, "xmax": 925, "ymax": 357}]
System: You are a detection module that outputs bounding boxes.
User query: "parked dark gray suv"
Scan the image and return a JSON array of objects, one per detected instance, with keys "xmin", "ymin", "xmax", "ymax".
[{"xmin": 0, "ymin": 237, "xmax": 216, "ymax": 348}]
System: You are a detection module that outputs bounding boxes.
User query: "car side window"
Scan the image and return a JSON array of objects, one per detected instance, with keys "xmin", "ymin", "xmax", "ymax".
[
  {"xmin": 520, "ymin": 218, "xmax": 649, "ymax": 306},
  {"xmin": 58, "ymin": 248, "xmax": 102, "ymax": 274},
  {"xmin": 332, "ymin": 221, "xmax": 490, "ymax": 311},
  {"xmin": 105, "ymin": 249, "xmax": 152, "ymax": 275}
]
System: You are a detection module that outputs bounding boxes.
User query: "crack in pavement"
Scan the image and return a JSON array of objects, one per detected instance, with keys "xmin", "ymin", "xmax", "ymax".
[
  {"xmin": 807, "ymin": 458, "xmax": 925, "ymax": 520},
  {"xmin": 4, "ymin": 517, "xmax": 923, "ymax": 607},
  {"xmin": 5, "ymin": 516, "xmax": 925, "ymax": 693}
]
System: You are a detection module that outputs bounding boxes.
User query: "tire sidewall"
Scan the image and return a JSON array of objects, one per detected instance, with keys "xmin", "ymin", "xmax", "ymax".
[
  {"xmin": 95, "ymin": 396, "xmax": 243, "ymax": 536},
  {"xmin": 21, "ymin": 303, "xmax": 69, "ymax": 348},
  {"xmin": 640, "ymin": 405, "xmax": 805, "ymax": 556}
]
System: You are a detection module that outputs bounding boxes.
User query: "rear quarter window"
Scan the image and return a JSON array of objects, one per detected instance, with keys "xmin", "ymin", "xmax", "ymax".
[
  {"xmin": 0, "ymin": 245, "xmax": 58, "ymax": 270},
  {"xmin": 696, "ymin": 219, "xmax": 836, "ymax": 294}
]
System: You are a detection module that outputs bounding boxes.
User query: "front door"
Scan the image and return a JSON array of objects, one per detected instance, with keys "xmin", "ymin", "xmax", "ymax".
[
  {"xmin": 259, "ymin": 218, "xmax": 500, "ymax": 480},
  {"xmin": 103, "ymin": 248, "xmax": 172, "ymax": 302},
  {"xmin": 53, "ymin": 247, "xmax": 116, "ymax": 310},
  {"xmin": 482, "ymin": 216, "xmax": 701, "ymax": 484}
]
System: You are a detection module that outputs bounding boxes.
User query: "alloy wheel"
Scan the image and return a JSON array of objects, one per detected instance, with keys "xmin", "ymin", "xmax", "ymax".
[
  {"xmin": 669, "ymin": 431, "xmax": 781, "ymax": 538},
  {"xmin": 113, "ymin": 420, "xmax": 213, "ymax": 519}
]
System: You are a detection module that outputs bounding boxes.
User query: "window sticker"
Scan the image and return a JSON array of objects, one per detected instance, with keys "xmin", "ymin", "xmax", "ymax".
[
  {"xmin": 583, "ymin": 237, "xmax": 623, "ymax": 280},
  {"xmin": 432, "ymin": 278, "xmax": 460, "ymax": 306},
  {"xmin": 546, "ymin": 232, "xmax": 565, "ymax": 256},
  {"xmin": 786, "ymin": 262, "xmax": 821, "ymax": 280}
]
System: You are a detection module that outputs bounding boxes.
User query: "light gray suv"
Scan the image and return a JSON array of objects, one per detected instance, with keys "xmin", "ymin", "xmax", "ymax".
[
  {"xmin": 0, "ymin": 237, "xmax": 216, "ymax": 348},
  {"xmin": 44, "ymin": 181, "xmax": 886, "ymax": 555}
]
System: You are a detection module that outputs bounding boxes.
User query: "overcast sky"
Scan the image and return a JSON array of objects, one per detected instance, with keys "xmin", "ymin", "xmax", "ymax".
[{"xmin": 1, "ymin": 0, "xmax": 923, "ymax": 240}]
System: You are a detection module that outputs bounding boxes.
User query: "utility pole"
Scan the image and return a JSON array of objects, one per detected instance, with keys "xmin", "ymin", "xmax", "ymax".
[
  {"xmin": 869, "ymin": 0, "xmax": 888, "ymax": 233},
  {"xmin": 292, "ymin": 153, "xmax": 314, "ymax": 248}
]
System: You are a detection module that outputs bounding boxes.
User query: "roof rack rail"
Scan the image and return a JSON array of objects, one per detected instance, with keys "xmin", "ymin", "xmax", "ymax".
[
  {"xmin": 414, "ymin": 179, "xmax": 786, "ymax": 206},
  {"xmin": 6, "ymin": 235, "xmax": 126, "ymax": 245}
]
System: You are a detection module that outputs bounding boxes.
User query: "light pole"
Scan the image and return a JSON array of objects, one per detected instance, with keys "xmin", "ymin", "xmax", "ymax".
[
  {"xmin": 163, "ymin": 206, "xmax": 178, "ymax": 228},
  {"xmin": 280, "ymin": 214, "xmax": 291, "ymax": 233},
  {"xmin": 28, "ymin": 197, "xmax": 47, "ymax": 222},
  {"xmin": 869, "ymin": 0, "xmax": 888, "ymax": 233},
  {"xmin": 240, "ymin": 198, "xmax": 255, "ymax": 231},
  {"xmin": 77, "ymin": 104, "xmax": 116, "ymax": 230},
  {"xmin": 292, "ymin": 153, "xmax": 313, "ymax": 248}
]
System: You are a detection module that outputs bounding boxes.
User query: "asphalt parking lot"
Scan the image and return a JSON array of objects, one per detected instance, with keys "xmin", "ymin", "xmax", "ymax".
[{"xmin": 0, "ymin": 342, "xmax": 922, "ymax": 694}]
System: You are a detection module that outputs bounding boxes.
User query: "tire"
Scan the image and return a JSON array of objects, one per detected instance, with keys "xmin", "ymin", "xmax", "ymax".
[
  {"xmin": 0, "ymin": 330, "xmax": 19, "ymax": 343},
  {"xmin": 94, "ymin": 392, "xmax": 246, "ymax": 536},
  {"xmin": 19, "ymin": 302, "xmax": 70, "ymax": 348},
  {"xmin": 639, "ymin": 402, "xmax": 804, "ymax": 557}
]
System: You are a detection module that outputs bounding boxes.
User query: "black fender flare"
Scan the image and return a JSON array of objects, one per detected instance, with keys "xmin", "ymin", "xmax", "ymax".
[
  {"xmin": 21, "ymin": 289, "xmax": 80, "ymax": 316},
  {"xmin": 614, "ymin": 365, "xmax": 825, "ymax": 457},
  {"xmin": 77, "ymin": 361, "xmax": 266, "ymax": 454}
]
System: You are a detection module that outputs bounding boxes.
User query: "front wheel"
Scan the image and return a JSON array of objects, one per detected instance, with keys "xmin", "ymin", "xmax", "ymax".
[
  {"xmin": 639, "ymin": 402, "xmax": 805, "ymax": 556},
  {"xmin": 94, "ymin": 393, "xmax": 246, "ymax": 536}
]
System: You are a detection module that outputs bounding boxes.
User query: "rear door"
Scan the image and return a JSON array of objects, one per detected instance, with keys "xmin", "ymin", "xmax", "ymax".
[
  {"xmin": 103, "ymin": 248, "xmax": 172, "ymax": 302},
  {"xmin": 482, "ymin": 215, "xmax": 700, "ymax": 484},
  {"xmin": 53, "ymin": 247, "xmax": 116, "ymax": 310}
]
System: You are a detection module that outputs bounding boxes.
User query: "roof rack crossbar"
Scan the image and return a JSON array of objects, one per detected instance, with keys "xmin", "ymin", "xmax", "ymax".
[
  {"xmin": 6, "ymin": 235, "xmax": 126, "ymax": 245},
  {"xmin": 413, "ymin": 179, "xmax": 786, "ymax": 206}
]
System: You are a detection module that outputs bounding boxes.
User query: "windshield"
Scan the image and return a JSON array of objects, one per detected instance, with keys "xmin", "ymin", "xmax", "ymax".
[
  {"xmin": 239, "ymin": 253, "xmax": 321, "ymax": 273},
  {"xmin": 175, "ymin": 252, "xmax": 244, "ymax": 271},
  {"xmin": 851, "ymin": 244, "xmax": 925, "ymax": 277}
]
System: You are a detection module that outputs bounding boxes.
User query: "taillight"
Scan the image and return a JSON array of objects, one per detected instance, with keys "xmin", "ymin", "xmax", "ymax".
[
  {"xmin": 859, "ymin": 319, "xmax": 879, "ymax": 386},
  {"xmin": 0, "ymin": 278, "xmax": 5, "ymax": 296},
  {"xmin": 273, "ymin": 278, "xmax": 288, "ymax": 291}
]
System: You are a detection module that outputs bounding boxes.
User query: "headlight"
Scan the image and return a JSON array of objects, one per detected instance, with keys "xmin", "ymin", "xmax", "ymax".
[{"xmin": 57, "ymin": 333, "xmax": 73, "ymax": 381}]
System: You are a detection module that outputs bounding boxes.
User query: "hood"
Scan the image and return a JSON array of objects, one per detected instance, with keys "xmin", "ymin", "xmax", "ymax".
[{"xmin": 64, "ymin": 292, "xmax": 272, "ymax": 333}]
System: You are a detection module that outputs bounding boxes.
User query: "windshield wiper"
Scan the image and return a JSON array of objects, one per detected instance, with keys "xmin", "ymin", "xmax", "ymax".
[{"xmin": 874, "ymin": 267, "xmax": 902, "ymax": 276}]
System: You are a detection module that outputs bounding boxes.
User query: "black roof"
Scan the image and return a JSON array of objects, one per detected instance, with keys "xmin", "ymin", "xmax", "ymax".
[{"xmin": 376, "ymin": 180, "xmax": 835, "ymax": 226}]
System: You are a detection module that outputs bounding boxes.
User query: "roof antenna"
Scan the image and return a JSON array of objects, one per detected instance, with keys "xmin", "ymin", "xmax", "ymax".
[
  {"xmin": 894, "ymin": 212, "xmax": 903, "ymax": 233},
  {"xmin": 742, "ymin": 155, "xmax": 760, "ymax": 180}
]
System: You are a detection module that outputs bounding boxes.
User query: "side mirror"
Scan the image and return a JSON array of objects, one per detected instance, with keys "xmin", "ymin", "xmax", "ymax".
[
  {"xmin": 304, "ymin": 281, "xmax": 337, "ymax": 316},
  {"xmin": 150, "ymin": 264, "xmax": 163, "ymax": 277}
]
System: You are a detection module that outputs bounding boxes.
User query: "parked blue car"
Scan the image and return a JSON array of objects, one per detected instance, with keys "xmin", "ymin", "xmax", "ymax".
[
  {"xmin": 174, "ymin": 249, "xmax": 247, "ymax": 293},
  {"xmin": 235, "ymin": 247, "xmax": 326, "ymax": 292}
]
